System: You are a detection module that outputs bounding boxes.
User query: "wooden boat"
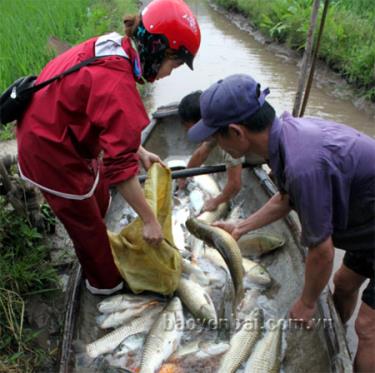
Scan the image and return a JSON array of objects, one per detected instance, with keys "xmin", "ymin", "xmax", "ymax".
[{"xmin": 59, "ymin": 103, "xmax": 352, "ymax": 373}]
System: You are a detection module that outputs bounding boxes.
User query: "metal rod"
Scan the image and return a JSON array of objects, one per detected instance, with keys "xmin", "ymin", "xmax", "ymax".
[{"xmin": 138, "ymin": 162, "xmax": 254, "ymax": 183}]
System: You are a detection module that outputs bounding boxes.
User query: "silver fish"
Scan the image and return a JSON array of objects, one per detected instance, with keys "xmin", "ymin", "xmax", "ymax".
[
  {"xmin": 238, "ymin": 288, "xmax": 261, "ymax": 316},
  {"xmin": 186, "ymin": 218, "xmax": 244, "ymax": 306},
  {"xmin": 97, "ymin": 293, "xmax": 162, "ymax": 314},
  {"xmin": 86, "ymin": 308, "xmax": 161, "ymax": 359},
  {"xmin": 203, "ymin": 246, "xmax": 228, "ymax": 271},
  {"xmin": 218, "ymin": 308, "xmax": 263, "ymax": 373},
  {"xmin": 244, "ymin": 322, "xmax": 283, "ymax": 373},
  {"xmin": 176, "ymin": 278, "xmax": 217, "ymax": 326},
  {"xmin": 238, "ymin": 232, "xmax": 285, "ymax": 257},
  {"xmin": 242, "ymin": 257, "xmax": 272, "ymax": 287},
  {"xmin": 181, "ymin": 257, "xmax": 210, "ymax": 286},
  {"xmin": 103, "ymin": 333, "xmax": 146, "ymax": 369},
  {"xmin": 139, "ymin": 297, "xmax": 184, "ymax": 373},
  {"xmin": 197, "ymin": 202, "xmax": 229, "ymax": 225},
  {"xmin": 96, "ymin": 301, "xmax": 163, "ymax": 329},
  {"xmin": 193, "ymin": 174, "xmax": 229, "ymax": 224},
  {"xmin": 170, "ymin": 340, "xmax": 230, "ymax": 361},
  {"xmin": 112, "ymin": 332, "xmax": 146, "ymax": 358}
]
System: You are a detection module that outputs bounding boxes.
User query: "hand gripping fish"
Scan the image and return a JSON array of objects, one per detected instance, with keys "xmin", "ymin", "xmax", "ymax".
[{"xmin": 185, "ymin": 218, "xmax": 244, "ymax": 306}]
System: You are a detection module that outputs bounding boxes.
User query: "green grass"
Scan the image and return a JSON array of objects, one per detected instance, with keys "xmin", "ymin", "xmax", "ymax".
[
  {"xmin": 0, "ymin": 0, "xmax": 139, "ymax": 92},
  {"xmin": 0, "ymin": 123, "xmax": 15, "ymax": 141},
  {"xmin": 0, "ymin": 195, "xmax": 58, "ymax": 372},
  {"xmin": 214, "ymin": 0, "xmax": 375, "ymax": 100},
  {"xmin": 0, "ymin": 0, "xmax": 141, "ymax": 139}
]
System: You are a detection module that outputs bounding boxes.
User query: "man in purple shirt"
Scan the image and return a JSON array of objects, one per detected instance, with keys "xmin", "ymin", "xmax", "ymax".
[{"xmin": 188, "ymin": 74, "xmax": 375, "ymax": 372}]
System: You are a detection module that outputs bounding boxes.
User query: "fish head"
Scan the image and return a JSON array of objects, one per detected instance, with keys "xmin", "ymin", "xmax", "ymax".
[{"xmin": 247, "ymin": 265, "xmax": 272, "ymax": 286}]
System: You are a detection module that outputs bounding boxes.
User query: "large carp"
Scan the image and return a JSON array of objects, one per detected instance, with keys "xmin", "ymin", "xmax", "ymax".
[
  {"xmin": 96, "ymin": 301, "xmax": 163, "ymax": 329},
  {"xmin": 244, "ymin": 322, "xmax": 283, "ymax": 373},
  {"xmin": 185, "ymin": 218, "xmax": 244, "ymax": 306},
  {"xmin": 238, "ymin": 232, "xmax": 285, "ymax": 257},
  {"xmin": 97, "ymin": 293, "xmax": 163, "ymax": 314},
  {"xmin": 139, "ymin": 297, "xmax": 184, "ymax": 373},
  {"xmin": 86, "ymin": 308, "xmax": 161, "ymax": 358},
  {"xmin": 242, "ymin": 257, "xmax": 272, "ymax": 287},
  {"xmin": 176, "ymin": 278, "xmax": 217, "ymax": 325},
  {"xmin": 218, "ymin": 308, "xmax": 263, "ymax": 373}
]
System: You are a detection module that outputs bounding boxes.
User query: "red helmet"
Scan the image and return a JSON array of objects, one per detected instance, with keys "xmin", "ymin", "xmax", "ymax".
[{"xmin": 141, "ymin": 0, "xmax": 201, "ymax": 69}]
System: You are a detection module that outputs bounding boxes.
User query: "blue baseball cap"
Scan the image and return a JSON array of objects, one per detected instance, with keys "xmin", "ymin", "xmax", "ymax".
[{"xmin": 188, "ymin": 74, "xmax": 270, "ymax": 142}]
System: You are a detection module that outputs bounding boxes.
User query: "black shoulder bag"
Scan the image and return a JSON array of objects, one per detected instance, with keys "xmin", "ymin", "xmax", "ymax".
[{"xmin": 0, "ymin": 56, "xmax": 100, "ymax": 125}]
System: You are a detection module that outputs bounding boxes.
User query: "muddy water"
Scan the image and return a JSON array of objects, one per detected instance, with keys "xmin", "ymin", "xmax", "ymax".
[{"xmin": 143, "ymin": 0, "xmax": 374, "ymax": 137}]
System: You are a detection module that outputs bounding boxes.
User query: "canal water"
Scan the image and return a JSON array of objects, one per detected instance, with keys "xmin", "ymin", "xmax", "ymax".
[
  {"xmin": 142, "ymin": 0, "xmax": 374, "ymax": 359},
  {"xmin": 143, "ymin": 0, "xmax": 374, "ymax": 136}
]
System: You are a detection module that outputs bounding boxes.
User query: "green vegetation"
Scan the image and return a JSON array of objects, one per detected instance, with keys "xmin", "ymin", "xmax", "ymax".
[
  {"xmin": 0, "ymin": 196, "xmax": 58, "ymax": 372},
  {"xmin": 0, "ymin": 0, "xmax": 138, "ymax": 92},
  {"xmin": 214, "ymin": 0, "xmax": 375, "ymax": 100},
  {"xmin": 0, "ymin": 0, "xmax": 140, "ymax": 371},
  {"xmin": 0, "ymin": 123, "xmax": 15, "ymax": 141}
]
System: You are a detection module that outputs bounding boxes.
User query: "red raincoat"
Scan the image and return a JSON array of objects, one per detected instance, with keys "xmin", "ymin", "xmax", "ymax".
[{"xmin": 17, "ymin": 33, "xmax": 149, "ymax": 293}]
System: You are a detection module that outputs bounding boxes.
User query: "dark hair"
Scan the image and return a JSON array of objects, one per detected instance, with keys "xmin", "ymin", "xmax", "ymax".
[
  {"xmin": 178, "ymin": 90, "xmax": 202, "ymax": 124},
  {"xmin": 218, "ymin": 101, "xmax": 275, "ymax": 136},
  {"xmin": 241, "ymin": 101, "xmax": 275, "ymax": 132}
]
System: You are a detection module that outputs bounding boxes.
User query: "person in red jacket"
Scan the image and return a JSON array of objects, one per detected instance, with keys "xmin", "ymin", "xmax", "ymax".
[{"xmin": 16, "ymin": 0, "xmax": 201, "ymax": 295}]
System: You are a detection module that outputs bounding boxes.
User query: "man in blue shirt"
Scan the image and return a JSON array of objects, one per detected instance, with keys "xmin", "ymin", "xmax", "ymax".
[{"xmin": 188, "ymin": 74, "xmax": 375, "ymax": 372}]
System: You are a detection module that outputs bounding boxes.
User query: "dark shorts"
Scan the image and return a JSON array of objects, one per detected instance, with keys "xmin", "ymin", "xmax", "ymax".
[
  {"xmin": 333, "ymin": 220, "xmax": 375, "ymax": 309},
  {"xmin": 343, "ymin": 251, "xmax": 375, "ymax": 309}
]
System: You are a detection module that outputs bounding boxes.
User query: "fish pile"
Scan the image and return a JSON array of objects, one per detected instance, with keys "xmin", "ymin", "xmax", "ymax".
[{"xmin": 84, "ymin": 172, "xmax": 286, "ymax": 372}]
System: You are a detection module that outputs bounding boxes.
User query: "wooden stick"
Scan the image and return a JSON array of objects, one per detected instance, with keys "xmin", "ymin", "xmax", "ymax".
[
  {"xmin": 299, "ymin": 0, "xmax": 330, "ymax": 117},
  {"xmin": 292, "ymin": 0, "xmax": 320, "ymax": 117}
]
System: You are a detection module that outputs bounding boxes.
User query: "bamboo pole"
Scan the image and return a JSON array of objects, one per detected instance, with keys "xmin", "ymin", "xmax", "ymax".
[
  {"xmin": 299, "ymin": 0, "xmax": 330, "ymax": 117},
  {"xmin": 292, "ymin": 0, "xmax": 321, "ymax": 117}
]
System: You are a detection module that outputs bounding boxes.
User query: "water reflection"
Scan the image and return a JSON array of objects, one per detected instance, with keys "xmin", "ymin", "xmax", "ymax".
[{"xmin": 143, "ymin": 0, "xmax": 374, "ymax": 136}]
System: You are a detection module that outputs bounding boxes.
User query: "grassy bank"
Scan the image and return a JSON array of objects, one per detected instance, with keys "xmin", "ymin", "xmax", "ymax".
[
  {"xmin": 0, "ymin": 0, "xmax": 139, "ymax": 371},
  {"xmin": 213, "ymin": 0, "xmax": 375, "ymax": 101},
  {"xmin": 0, "ymin": 0, "xmax": 138, "ymax": 92},
  {"xmin": 0, "ymin": 197, "xmax": 58, "ymax": 372}
]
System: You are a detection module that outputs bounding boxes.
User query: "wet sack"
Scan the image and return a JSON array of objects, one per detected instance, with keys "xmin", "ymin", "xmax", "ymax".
[{"xmin": 108, "ymin": 163, "xmax": 182, "ymax": 296}]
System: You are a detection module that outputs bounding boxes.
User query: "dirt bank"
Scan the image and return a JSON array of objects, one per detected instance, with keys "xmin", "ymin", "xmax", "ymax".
[{"xmin": 209, "ymin": 1, "xmax": 375, "ymax": 123}]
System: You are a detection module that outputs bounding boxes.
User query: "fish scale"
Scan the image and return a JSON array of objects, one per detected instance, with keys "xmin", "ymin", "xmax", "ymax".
[
  {"xmin": 238, "ymin": 232, "xmax": 285, "ymax": 257},
  {"xmin": 218, "ymin": 308, "xmax": 263, "ymax": 373},
  {"xmin": 96, "ymin": 302, "xmax": 163, "ymax": 329},
  {"xmin": 186, "ymin": 218, "xmax": 244, "ymax": 306},
  {"xmin": 139, "ymin": 297, "xmax": 184, "ymax": 373},
  {"xmin": 176, "ymin": 278, "xmax": 218, "ymax": 325},
  {"xmin": 97, "ymin": 294, "xmax": 161, "ymax": 314},
  {"xmin": 242, "ymin": 257, "xmax": 272, "ymax": 287},
  {"xmin": 244, "ymin": 323, "xmax": 282, "ymax": 373},
  {"xmin": 86, "ymin": 310, "xmax": 160, "ymax": 359}
]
